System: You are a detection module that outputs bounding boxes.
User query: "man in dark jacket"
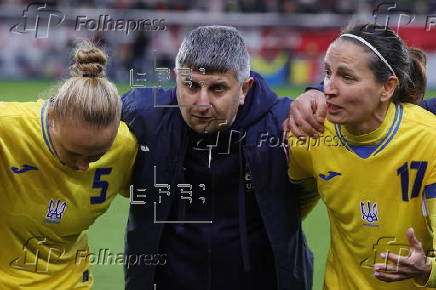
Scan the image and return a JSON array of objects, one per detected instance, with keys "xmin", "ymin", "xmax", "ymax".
[{"xmin": 121, "ymin": 26, "xmax": 313, "ymax": 290}]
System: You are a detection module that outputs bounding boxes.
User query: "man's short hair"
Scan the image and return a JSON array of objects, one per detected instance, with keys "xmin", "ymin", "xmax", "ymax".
[{"xmin": 175, "ymin": 25, "xmax": 250, "ymax": 82}]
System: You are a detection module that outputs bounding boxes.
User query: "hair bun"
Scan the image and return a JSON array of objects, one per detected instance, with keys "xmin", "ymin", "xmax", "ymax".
[{"xmin": 72, "ymin": 41, "xmax": 107, "ymax": 77}]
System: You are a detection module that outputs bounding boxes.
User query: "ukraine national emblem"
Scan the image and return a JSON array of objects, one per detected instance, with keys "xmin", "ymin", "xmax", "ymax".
[
  {"xmin": 45, "ymin": 199, "xmax": 67, "ymax": 222},
  {"xmin": 360, "ymin": 201, "xmax": 379, "ymax": 225}
]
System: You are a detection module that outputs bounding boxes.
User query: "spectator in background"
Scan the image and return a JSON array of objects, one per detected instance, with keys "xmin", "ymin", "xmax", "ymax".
[{"xmin": 129, "ymin": 32, "xmax": 150, "ymax": 76}]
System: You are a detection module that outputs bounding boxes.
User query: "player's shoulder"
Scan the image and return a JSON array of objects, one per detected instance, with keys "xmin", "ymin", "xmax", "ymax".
[
  {"xmin": 111, "ymin": 121, "xmax": 138, "ymax": 152},
  {"xmin": 117, "ymin": 121, "xmax": 136, "ymax": 141},
  {"xmin": 0, "ymin": 100, "xmax": 44, "ymax": 130},
  {"xmin": 0, "ymin": 100, "xmax": 44, "ymax": 119},
  {"xmin": 402, "ymin": 102, "xmax": 436, "ymax": 136},
  {"xmin": 99, "ymin": 122, "xmax": 137, "ymax": 170},
  {"xmin": 288, "ymin": 121, "xmax": 339, "ymax": 155}
]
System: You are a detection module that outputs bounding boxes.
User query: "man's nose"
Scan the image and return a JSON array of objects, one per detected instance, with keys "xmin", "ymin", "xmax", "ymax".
[{"xmin": 195, "ymin": 88, "xmax": 212, "ymax": 111}]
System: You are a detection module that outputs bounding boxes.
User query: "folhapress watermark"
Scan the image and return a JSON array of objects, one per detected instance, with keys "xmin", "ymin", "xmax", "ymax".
[
  {"xmin": 11, "ymin": 237, "xmax": 167, "ymax": 273},
  {"xmin": 75, "ymin": 15, "xmax": 166, "ymax": 35},
  {"xmin": 75, "ymin": 249, "xmax": 167, "ymax": 269},
  {"xmin": 10, "ymin": 2, "xmax": 167, "ymax": 38},
  {"xmin": 10, "ymin": 2, "xmax": 65, "ymax": 38},
  {"xmin": 257, "ymin": 132, "xmax": 344, "ymax": 151},
  {"xmin": 370, "ymin": 2, "xmax": 436, "ymax": 33}
]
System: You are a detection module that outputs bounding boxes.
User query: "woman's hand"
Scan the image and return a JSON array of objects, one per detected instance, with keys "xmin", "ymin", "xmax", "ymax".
[{"xmin": 373, "ymin": 228, "xmax": 432, "ymax": 285}]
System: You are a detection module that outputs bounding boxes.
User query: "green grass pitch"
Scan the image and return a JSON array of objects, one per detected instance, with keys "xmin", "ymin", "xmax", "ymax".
[{"xmin": 0, "ymin": 80, "xmax": 433, "ymax": 290}]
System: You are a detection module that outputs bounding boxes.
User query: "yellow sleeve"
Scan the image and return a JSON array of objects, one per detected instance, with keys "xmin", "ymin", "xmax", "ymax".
[
  {"xmin": 288, "ymin": 136, "xmax": 319, "ymax": 219},
  {"xmin": 288, "ymin": 136, "xmax": 314, "ymax": 181},
  {"xmin": 117, "ymin": 122, "xmax": 138, "ymax": 198}
]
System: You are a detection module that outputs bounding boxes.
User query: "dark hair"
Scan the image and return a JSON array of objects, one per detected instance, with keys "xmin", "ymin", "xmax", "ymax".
[
  {"xmin": 340, "ymin": 24, "xmax": 426, "ymax": 104},
  {"xmin": 408, "ymin": 47, "xmax": 427, "ymax": 102}
]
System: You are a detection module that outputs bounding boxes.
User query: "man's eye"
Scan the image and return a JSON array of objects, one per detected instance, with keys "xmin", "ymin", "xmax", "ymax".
[
  {"xmin": 183, "ymin": 81, "xmax": 191, "ymax": 87},
  {"xmin": 324, "ymin": 70, "xmax": 331, "ymax": 78},
  {"xmin": 183, "ymin": 81, "xmax": 197, "ymax": 89},
  {"xmin": 211, "ymin": 86, "xmax": 225, "ymax": 93}
]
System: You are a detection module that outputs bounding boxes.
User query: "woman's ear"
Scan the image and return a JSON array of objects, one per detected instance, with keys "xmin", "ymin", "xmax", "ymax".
[{"xmin": 381, "ymin": 76, "xmax": 399, "ymax": 102}]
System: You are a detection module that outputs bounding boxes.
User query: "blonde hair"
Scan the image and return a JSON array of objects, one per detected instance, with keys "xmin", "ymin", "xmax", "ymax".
[{"xmin": 50, "ymin": 41, "xmax": 121, "ymax": 127}]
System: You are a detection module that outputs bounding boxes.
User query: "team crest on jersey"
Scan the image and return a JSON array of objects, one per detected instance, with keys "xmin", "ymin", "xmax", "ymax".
[
  {"xmin": 44, "ymin": 200, "xmax": 67, "ymax": 224},
  {"xmin": 360, "ymin": 201, "xmax": 379, "ymax": 226}
]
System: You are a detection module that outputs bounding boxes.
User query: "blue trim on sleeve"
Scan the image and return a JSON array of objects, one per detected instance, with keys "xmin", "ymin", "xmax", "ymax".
[{"xmin": 425, "ymin": 184, "xmax": 436, "ymax": 199}]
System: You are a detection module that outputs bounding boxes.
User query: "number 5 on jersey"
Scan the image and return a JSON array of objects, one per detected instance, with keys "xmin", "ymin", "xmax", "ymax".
[{"xmin": 91, "ymin": 168, "xmax": 112, "ymax": 204}]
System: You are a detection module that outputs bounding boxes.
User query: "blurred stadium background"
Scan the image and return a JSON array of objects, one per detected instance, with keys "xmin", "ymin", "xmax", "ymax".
[{"xmin": 1, "ymin": 0, "xmax": 435, "ymax": 289}]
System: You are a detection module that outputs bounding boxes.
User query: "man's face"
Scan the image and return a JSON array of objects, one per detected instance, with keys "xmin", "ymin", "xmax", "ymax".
[{"xmin": 175, "ymin": 69, "xmax": 253, "ymax": 134}]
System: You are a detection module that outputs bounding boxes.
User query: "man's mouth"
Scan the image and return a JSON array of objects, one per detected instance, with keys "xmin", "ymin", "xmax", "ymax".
[{"xmin": 192, "ymin": 115, "xmax": 213, "ymax": 121}]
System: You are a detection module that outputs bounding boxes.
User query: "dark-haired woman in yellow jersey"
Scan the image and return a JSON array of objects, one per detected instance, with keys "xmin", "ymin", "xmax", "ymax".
[{"xmin": 289, "ymin": 24, "xmax": 436, "ymax": 289}]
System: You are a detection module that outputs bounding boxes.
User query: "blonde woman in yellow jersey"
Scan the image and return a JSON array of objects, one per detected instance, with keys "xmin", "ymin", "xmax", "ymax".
[
  {"xmin": 0, "ymin": 42, "xmax": 137, "ymax": 289},
  {"xmin": 288, "ymin": 24, "xmax": 436, "ymax": 289}
]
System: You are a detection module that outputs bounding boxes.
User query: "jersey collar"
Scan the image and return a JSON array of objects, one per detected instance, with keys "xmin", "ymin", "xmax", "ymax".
[
  {"xmin": 40, "ymin": 99, "xmax": 59, "ymax": 157},
  {"xmin": 334, "ymin": 102, "xmax": 403, "ymax": 158}
]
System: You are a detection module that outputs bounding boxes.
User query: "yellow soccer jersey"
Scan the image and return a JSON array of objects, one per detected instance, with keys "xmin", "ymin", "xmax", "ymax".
[
  {"xmin": 289, "ymin": 102, "xmax": 436, "ymax": 289},
  {"xmin": 0, "ymin": 100, "xmax": 137, "ymax": 289}
]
